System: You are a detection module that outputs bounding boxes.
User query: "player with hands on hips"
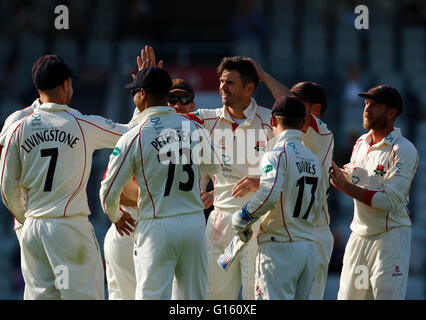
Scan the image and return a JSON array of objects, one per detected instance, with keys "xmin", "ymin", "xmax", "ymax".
[
  {"xmin": 0, "ymin": 98, "xmax": 42, "ymax": 244},
  {"xmin": 230, "ymin": 96, "xmax": 321, "ymax": 300},
  {"xmin": 100, "ymin": 67, "xmax": 222, "ymax": 300},
  {"xmin": 331, "ymin": 85, "xmax": 418, "ymax": 300},
  {"xmin": 0, "ymin": 55, "xmax": 137, "ymax": 300}
]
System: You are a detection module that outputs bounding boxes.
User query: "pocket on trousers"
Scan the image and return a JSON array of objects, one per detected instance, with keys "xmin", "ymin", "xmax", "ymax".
[{"xmin": 210, "ymin": 210, "xmax": 230, "ymax": 251}]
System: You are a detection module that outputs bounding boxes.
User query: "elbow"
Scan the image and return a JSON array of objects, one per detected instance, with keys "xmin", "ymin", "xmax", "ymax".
[{"xmin": 370, "ymin": 191, "xmax": 393, "ymax": 210}]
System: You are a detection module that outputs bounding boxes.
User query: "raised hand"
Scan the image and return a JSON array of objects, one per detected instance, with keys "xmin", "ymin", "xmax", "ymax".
[{"xmin": 132, "ymin": 45, "xmax": 164, "ymax": 79}]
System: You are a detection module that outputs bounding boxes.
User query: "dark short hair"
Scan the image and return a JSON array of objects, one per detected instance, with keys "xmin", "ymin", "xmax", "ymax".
[
  {"xmin": 217, "ymin": 56, "xmax": 259, "ymax": 88},
  {"xmin": 274, "ymin": 115, "xmax": 304, "ymax": 129}
]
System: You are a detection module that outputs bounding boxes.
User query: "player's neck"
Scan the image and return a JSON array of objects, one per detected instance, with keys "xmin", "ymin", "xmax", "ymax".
[
  {"xmin": 226, "ymin": 101, "xmax": 250, "ymax": 120},
  {"xmin": 40, "ymin": 96, "xmax": 69, "ymax": 106},
  {"xmin": 370, "ymin": 126, "xmax": 394, "ymax": 144}
]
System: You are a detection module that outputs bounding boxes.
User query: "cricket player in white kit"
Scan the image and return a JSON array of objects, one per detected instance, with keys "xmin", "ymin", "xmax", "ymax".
[
  {"xmin": 331, "ymin": 85, "xmax": 418, "ymax": 300},
  {"xmin": 0, "ymin": 55, "xmax": 136, "ymax": 299},
  {"xmin": 100, "ymin": 67, "xmax": 222, "ymax": 300},
  {"xmin": 103, "ymin": 76, "xmax": 199, "ymax": 300},
  {"xmin": 186, "ymin": 57, "xmax": 292, "ymax": 300},
  {"xmin": 232, "ymin": 96, "xmax": 321, "ymax": 299},
  {"xmin": 290, "ymin": 82, "xmax": 335, "ymax": 300}
]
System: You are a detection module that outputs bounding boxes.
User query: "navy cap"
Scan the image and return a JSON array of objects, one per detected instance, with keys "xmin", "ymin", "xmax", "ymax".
[
  {"xmin": 125, "ymin": 67, "xmax": 172, "ymax": 94},
  {"xmin": 272, "ymin": 96, "xmax": 306, "ymax": 119},
  {"xmin": 32, "ymin": 55, "xmax": 75, "ymax": 90},
  {"xmin": 170, "ymin": 79, "xmax": 195, "ymax": 97},
  {"xmin": 358, "ymin": 85, "xmax": 403, "ymax": 116},
  {"xmin": 290, "ymin": 82, "xmax": 327, "ymax": 113}
]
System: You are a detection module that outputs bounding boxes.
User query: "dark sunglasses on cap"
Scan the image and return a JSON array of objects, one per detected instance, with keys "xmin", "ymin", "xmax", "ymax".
[{"xmin": 168, "ymin": 94, "xmax": 194, "ymax": 105}]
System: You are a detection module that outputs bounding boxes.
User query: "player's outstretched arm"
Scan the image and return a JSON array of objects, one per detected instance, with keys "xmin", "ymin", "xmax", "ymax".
[{"xmin": 245, "ymin": 58, "xmax": 290, "ymax": 100}]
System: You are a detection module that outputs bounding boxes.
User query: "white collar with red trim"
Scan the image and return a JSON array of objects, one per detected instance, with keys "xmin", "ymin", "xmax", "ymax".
[
  {"xmin": 219, "ymin": 98, "xmax": 258, "ymax": 126},
  {"xmin": 363, "ymin": 127, "xmax": 401, "ymax": 147}
]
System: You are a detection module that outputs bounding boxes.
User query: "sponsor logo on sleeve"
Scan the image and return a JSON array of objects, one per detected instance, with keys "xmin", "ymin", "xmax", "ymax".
[
  {"xmin": 112, "ymin": 147, "xmax": 121, "ymax": 156},
  {"xmin": 261, "ymin": 164, "xmax": 273, "ymax": 176}
]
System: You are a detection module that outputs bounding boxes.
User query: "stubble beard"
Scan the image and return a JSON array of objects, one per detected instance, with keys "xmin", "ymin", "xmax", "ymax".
[{"xmin": 363, "ymin": 113, "xmax": 387, "ymax": 131}]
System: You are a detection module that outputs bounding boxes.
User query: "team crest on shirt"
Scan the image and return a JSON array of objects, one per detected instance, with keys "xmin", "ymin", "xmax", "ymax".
[
  {"xmin": 216, "ymin": 137, "xmax": 226, "ymax": 151},
  {"xmin": 254, "ymin": 140, "xmax": 266, "ymax": 152},
  {"xmin": 374, "ymin": 164, "xmax": 386, "ymax": 176},
  {"xmin": 255, "ymin": 286, "xmax": 264, "ymax": 297},
  {"xmin": 392, "ymin": 265, "xmax": 403, "ymax": 277}
]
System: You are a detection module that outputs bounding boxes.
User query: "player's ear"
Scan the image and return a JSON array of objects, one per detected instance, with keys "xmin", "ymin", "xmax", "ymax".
[
  {"xmin": 245, "ymin": 82, "xmax": 255, "ymax": 95},
  {"xmin": 311, "ymin": 103, "xmax": 322, "ymax": 118},
  {"xmin": 387, "ymin": 107, "xmax": 398, "ymax": 121},
  {"xmin": 271, "ymin": 115, "xmax": 278, "ymax": 128}
]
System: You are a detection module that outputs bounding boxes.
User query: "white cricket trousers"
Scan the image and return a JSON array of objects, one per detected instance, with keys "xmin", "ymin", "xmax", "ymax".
[
  {"xmin": 255, "ymin": 240, "xmax": 318, "ymax": 300},
  {"xmin": 134, "ymin": 213, "xmax": 207, "ymax": 300},
  {"xmin": 20, "ymin": 216, "xmax": 105, "ymax": 300},
  {"xmin": 309, "ymin": 226, "xmax": 334, "ymax": 300},
  {"xmin": 206, "ymin": 209, "xmax": 259, "ymax": 300},
  {"xmin": 338, "ymin": 226, "xmax": 411, "ymax": 300},
  {"xmin": 104, "ymin": 225, "xmax": 136, "ymax": 300}
]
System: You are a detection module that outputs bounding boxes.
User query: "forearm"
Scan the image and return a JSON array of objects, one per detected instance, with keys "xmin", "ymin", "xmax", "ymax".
[
  {"xmin": 246, "ymin": 183, "xmax": 281, "ymax": 219},
  {"xmin": 338, "ymin": 182, "xmax": 372, "ymax": 205},
  {"xmin": 263, "ymin": 72, "xmax": 290, "ymax": 100},
  {"xmin": 1, "ymin": 185, "xmax": 26, "ymax": 223},
  {"xmin": 120, "ymin": 180, "xmax": 139, "ymax": 207}
]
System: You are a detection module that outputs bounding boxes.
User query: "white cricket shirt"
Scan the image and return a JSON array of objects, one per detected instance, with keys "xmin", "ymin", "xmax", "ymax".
[
  {"xmin": 1, "ymin": 102, "xmax": 133, "ymax": 223},
  {"xmin": 343, "ymin": 127, "xmax": 418, "ymax": 236},
  {"xmin": 245, "ymin": 129, "xmax": 322, "ymax": 243},
  {"xmin": 302, "ymin": 114, "xmax": 334, "ymax": 227},
  {"xmin": 100, "ymin": 106, "xmax": 223, "ymax": 223},
  {"xmin": 187, "ymin": 99, "xmax": 273, "ymax": 213}
]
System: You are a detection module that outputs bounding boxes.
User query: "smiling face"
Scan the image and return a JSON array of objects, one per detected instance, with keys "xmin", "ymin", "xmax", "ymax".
[{"xmin": 219, "ymin": 70, "xmax": 252, "ymax": 109}]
